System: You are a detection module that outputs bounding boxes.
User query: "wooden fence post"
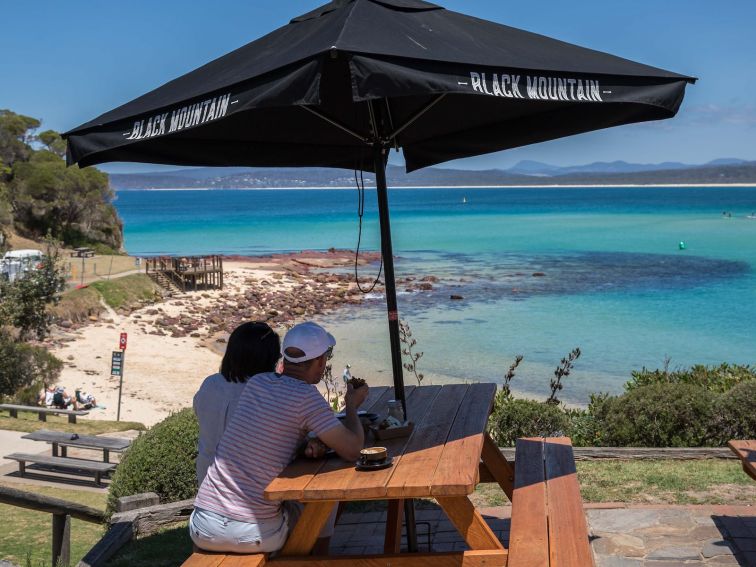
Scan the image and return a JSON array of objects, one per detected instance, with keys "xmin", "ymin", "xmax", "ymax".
[{"xmin": 52, "ymin": 513, "xmax": 71, "ymax": 567}]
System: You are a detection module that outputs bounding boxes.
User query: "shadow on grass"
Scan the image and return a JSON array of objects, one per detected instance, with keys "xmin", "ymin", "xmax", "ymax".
[{"xmin": 108, "ymin": 521, "xmax": 192, "ymax": 567}]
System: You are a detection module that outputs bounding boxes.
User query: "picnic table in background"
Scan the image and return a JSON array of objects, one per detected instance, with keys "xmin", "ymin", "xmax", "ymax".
[
  {"xmin": 728, "ymin": 440, "xmax": 756, "ymax": 480},
  {"xmin": 21, "ymin": 429, "xmax": 131, "ymax": 463},
  {"xmin": 70, "ymin": 247, "xmax": 95, "ymax": 258}
]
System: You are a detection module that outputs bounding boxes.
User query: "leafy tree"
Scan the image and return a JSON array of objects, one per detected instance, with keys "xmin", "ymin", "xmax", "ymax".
[
  {"xmin": 0, "ymin": 329, "xmax": 62, "ymax": 400},
  {"xmin": 0, "ymin": 237, "xmax": 66, "ymax": 340}
]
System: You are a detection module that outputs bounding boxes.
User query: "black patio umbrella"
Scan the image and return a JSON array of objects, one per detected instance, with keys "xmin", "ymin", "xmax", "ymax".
[{"xmin": 64, "ymin": 0, "xmax": 694, "ymax": 430}]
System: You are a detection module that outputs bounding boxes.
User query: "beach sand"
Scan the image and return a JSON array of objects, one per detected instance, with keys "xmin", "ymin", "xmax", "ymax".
[{"xmin": 47, "ymin": 254, "xmax": 380, "ymax": 427}]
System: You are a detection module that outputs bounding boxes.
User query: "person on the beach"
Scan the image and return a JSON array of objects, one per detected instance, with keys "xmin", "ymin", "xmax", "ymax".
[
  {"xmin": 189, "ymin": 322, "xmax": 368, "ymax": 555},
  {"xmin": 75, "ymin": 388, "xmax": 98, "ymax": 410},
  {"xmin": 37, "ymin": 384, "xmax": 55, "ymax": 407},
  {"xmin": 52, "ymin": 386, "xmax": 77, "ymax": 410},
  {"xmin": 194, "ymin": 321, "xmax": 281, "ymax": 484}
]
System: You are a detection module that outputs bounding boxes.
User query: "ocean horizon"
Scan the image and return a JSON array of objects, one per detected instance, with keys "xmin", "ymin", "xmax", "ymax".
[{"xmin": 114, "ymin": 185, "xmax": 756, "ymax": 404}]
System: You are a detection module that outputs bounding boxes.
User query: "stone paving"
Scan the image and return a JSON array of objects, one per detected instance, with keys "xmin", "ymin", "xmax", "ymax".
[{"xmin": 329, "ymin": 504, "xmax": 756, "ymax": 566}]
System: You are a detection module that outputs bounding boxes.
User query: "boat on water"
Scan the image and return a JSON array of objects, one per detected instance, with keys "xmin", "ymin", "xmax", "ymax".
[{"xmin": 462, "ymin": 196, "xmax": 468, "ymax": 204}]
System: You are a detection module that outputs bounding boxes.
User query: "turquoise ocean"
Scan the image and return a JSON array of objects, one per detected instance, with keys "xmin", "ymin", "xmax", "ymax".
[{"xmin": 114, "ymin": 186, "xmax": 756, "ymax": 404}]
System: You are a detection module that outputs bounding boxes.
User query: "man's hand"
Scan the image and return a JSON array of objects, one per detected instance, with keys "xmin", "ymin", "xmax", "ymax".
[
  {"xmin": 303, "ymin": 438, "xmax": 328, "ymax": 459},
  {"xmin": 345, "ymin": 382, "xmax": 369, "ymax": 409}
]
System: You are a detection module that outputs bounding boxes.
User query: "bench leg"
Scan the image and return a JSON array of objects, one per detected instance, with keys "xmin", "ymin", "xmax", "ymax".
[
  {"xmin": 9, "ymin": 409, "xmax": 17, "ymax": 419},
  {"xmin": 436, "ymin": 496, "xmax": 504, "ymax": 551},
  {"xmin": 280, "ymin": 501, "xmax": 336, "ymax": 556},
  {"xmin": 68, "ymin": 414, "xmax": 77, "ymax": 424},
  {"xmin": 385, "ymin": 499, "xmax": 404, "ymax": 553},
  {"xmin": 103, "ymin": 449, "xmax": 110, "ymax": 463},
  {"xmin": 39, "ymin": 413, "xmax": 47, "ymax": 422},
  {"xmin": 18, "ymin": 461, "xmax": 26, "ymax": 477},
  {"xmin": 95, "ymin": 472, "xmax": 102, "ymax": 486},
  {"xmin": 482, "ymin": 433, "xmax": 515, "ymax": 501},
  {"xmin": 61, "ymin": 446, "xmax": 67, "ymax": 458},
  {"xmin": 52, "ymin": 443, "xmax": 58, "ymax": 457}
]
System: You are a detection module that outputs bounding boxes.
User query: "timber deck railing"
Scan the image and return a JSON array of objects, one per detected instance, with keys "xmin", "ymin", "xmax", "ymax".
[{"xmin": 145, "ymin": 255, "xmax": 223, "ymax": 291}]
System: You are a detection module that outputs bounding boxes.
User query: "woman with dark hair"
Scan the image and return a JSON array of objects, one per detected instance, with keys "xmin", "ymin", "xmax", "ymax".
[{"xmin": 193, "ymin": 321, "xmax": 280, "ymax": 483}]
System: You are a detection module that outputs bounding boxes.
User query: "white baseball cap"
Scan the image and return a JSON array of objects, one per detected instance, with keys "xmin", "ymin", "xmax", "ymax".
[{"xmin": 282, "ymin": 322, "xmax": 336, "ymax": 363}]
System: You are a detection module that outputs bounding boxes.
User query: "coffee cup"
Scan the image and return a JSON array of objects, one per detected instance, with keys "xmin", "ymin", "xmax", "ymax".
[{"xmin": 360, "ymin": 446, "xmax": 387, "ymax": 464}]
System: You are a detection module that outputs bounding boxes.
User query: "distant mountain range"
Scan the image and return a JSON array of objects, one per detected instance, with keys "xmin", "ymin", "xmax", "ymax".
[{"xmin": 109, "ymin": 158, "xmax": 756, "ymax": 190}]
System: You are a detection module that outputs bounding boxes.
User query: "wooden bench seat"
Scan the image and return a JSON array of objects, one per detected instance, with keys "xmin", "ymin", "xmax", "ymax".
[
  {"xmin": 0, "ymin": 403, "xmax": 89, "ymax": 424},
  {"xmin": 728, "ymin": 440, "xmax": 756, "ymax": 481},
  {"xmin": 508, "ymin": 437, "xmax": 594, "ymax": 567},
  {"xmin": 5, "ymin": 452, "xmax": 116, "ymax": 486}
]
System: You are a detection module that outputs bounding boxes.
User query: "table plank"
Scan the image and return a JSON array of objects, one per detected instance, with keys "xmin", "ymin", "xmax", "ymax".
[
  {"xmin": 266, "ymin": 550, "xmax": 507, "ymax": 566},
  {"xmin": 432, "ymin": 383, "xmax": 496, "ymax": 496},
  {"xmin": 22, "ymin": 430, "xmax": 131, "ymax": 451},
  {"xmin": 385, "ymin": 384, "xmax": 470, "ymax": 498},
  {"xmin": 508, "ymin": 438, "xmax": 548, "ymax": 567},
  {"xmin": 544, "ymin": 437, "xmax": 594, "ymax": 567},
  {"xmin": 299, "ymin": 386, "xmax": 423, "ymax": 501},
  {"xmin": 343, "ymin": 385, "xmax": 441, "ymax": 500},
  {"xmin": 180, "ymin": 552, "xmax": 228, "ymax": 567}
]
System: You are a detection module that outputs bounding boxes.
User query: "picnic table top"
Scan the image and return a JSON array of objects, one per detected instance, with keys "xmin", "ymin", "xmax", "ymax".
[
  {"xmin": 728, "ymin": 439, "xmax": 756, "ymax": 480},
  {"xmin": 264, "ymin": 382, "xmax": 497, "ymax": 502},
  {"xmin": 22, "ymin": 429, "xmax": 132, "ymax": 451}
]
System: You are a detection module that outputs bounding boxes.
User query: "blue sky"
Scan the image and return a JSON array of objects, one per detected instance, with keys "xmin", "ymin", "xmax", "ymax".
[{"xmin": 1, "ymin": 0, "xmax": 754, "ymax": 173}]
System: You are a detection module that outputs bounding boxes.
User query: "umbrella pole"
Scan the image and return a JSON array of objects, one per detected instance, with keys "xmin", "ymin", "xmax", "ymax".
[{"xmin": 373, "ymin": 144, "xmax": 418, "ymax": 553}]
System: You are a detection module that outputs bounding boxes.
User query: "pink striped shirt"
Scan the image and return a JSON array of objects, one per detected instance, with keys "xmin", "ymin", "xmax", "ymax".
[{"xmin": 194, "ymin": 372, "xmax": 340, "ymax": 522}]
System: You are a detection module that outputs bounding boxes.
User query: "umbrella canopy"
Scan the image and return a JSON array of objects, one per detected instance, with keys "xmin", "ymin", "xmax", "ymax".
[
  {"xmin": 64, "ymin": 0, "xmax": 695, "ymax": 417},
  {"xmin": 65, "ymin": 0, "xmax": 694, "ymax": 172}
]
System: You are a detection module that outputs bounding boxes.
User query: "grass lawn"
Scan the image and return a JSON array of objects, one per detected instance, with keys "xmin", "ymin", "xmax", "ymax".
[
  {"xmin": 0, "ymin": 412, "xmax": 144, "ymax": 435},
  {"xmin": 471, "ymin": 459, "xmax": 756, "ymax": 507},
  {"xmin": 0, "ymin": 481, "xmax": 107, "ymax": 567}
]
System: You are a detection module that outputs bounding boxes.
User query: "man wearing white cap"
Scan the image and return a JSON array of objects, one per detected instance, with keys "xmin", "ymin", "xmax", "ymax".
[{"xmin": 190, "ymin": 321, "xmax": 368, "ymax": 555}]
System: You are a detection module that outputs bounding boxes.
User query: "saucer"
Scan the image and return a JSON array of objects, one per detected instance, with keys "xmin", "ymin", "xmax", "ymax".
[{"xmin": 355, "ymin": 456, "xmax": 394, "ymax": 471}]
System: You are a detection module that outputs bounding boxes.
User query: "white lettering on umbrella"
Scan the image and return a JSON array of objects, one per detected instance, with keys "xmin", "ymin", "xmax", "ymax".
[
  {"xmin": 469, "ymin": 71, "xmax": 603, "ymax": 103},
  {"xmin": 126, "ymin": 93, "xmax": 232, "ymax": 141}
]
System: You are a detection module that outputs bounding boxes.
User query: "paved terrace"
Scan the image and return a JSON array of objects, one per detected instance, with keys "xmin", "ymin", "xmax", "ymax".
[{"xmin": 330, "ymin": 503, "xmax": 755, "ymax": 566}]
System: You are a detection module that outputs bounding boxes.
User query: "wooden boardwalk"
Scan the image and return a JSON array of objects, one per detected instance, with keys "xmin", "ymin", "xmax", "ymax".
[{"xmin": 146, "ymin": 255, "xmax": 224, "ymax": 292}]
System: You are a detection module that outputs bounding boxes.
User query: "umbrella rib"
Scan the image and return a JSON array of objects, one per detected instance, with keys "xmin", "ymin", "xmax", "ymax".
[
  {"xmin": 387, "ymin": 93, "xmax": 446, "ymax": 143},
  {"xmin": 299, "ymin": 105, "xmax": 372, "ymax": 145}
]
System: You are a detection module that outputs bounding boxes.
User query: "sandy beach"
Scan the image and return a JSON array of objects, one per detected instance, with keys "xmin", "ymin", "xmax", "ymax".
[{"xmin": 45, "ymin": 252, "xmax": 381, "ymax": 427}]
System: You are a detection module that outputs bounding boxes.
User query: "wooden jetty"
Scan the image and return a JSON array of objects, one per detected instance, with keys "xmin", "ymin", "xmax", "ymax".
[{"xmin": 145, "ymin": 255, "xmax": 223, "ymax": 292}]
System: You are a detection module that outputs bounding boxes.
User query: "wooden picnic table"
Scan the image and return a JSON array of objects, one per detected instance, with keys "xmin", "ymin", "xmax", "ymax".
[
  {"xmin": 728, "ymin": 440, "xmax": 756, "ymax": 481},
  {"xmin": 183, "ymin": 383, "xmax": 593, "ymax": 567},
  {"xmin": 21, "ymin": 429, "xmax": 131, "ymax": 463}
]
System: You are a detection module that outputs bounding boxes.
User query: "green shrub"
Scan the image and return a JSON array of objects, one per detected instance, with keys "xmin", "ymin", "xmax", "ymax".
[
  {"xmin": 0, "ymin": 329, "xmax": 62, "ymax": 400},
  {"xmin": 488, "ymin": 393, "xmax": 570, "ymax": 447},
  {"xmin": 710, "ymin": 381, "xmax": 756, "ymax": 445},
  {"xmin": 107, "ymin": 409, "xmax": 198, "ymax": 518},
  {"xmin": 627, "ymin": 363, "xmax": 755, "ymax": 393},
  {"xmin": 590, "ymin": 383, "xmax": 715, "ymax": 447}
]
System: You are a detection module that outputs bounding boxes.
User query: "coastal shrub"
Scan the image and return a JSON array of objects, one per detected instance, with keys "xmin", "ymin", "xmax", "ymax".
[
  {"xmin": 709, "ymin": 381, "xmax": 756, "ymax": 445},
  {"xmin": 107, "ymin": 408, "xmax": 198, "ymax": 518},
  {"xmin": 589, "ymin": 383, "xmax": 715, "ymax": 447},
  {"xmin": 49, "ymin": 285, "xmax": 102, "ymax": 323},
  {"xmin": 0, "ymin": 329, "xmax": 62, "ymax": 400},
  {"xmin": 488, "ymin": 393, "xmax": 570, "ymax": 447},
  {"xmin": 626, "ymin": 363, "xmax": 755, "ymax": 394}
]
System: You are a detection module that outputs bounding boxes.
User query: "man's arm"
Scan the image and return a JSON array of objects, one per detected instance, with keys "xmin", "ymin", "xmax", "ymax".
[{"xmin": 318, "ymin": 383, "xmax": 368, "ymax": 461}]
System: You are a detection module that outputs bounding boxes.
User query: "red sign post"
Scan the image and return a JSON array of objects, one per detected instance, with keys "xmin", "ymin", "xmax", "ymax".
[{"xmin": 116, "ymin": 332, "xmax": 127, "ymax": 421}]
